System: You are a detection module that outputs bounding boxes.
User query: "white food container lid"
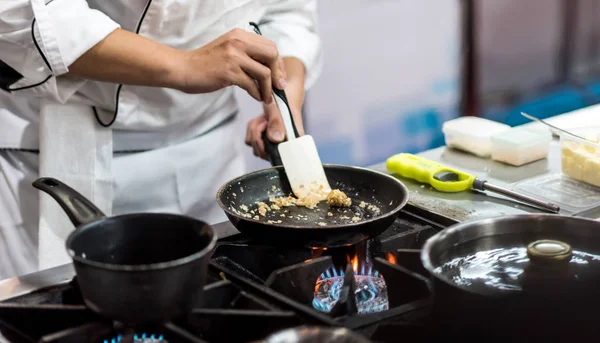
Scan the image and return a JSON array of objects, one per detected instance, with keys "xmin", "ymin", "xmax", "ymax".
[{"xmin": 442, "ymin": 116, "xmax": 510, "ymax": 157}]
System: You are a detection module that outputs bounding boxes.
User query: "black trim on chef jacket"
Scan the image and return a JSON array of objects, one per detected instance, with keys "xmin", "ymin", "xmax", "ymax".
[
  {"xmin": 0, "ymin": 60, "xmax": 25, "ymax": 92},
  {"xmin": 2, "ymin": 0, "xmax": 152, "ymax": 128},
  {"xmin": 7, "ymin": 74, "xmax": 52, "ymax": 92},
  {"xmin": 31, "ymin": 0, "xmax": 56, "ymax": 72},
  {"xmin": 1, "ymin": 0, "xmax": 56, "ymax": 93},
  {"xmin": 31, "ymin": 19, "xmax": 53, "ymax": 72},
  {"xmin": 30, "ymin": 0, "xmax": 55, "ymax": 75},
  {"xmin": 96, "ymin": 0, "xmax": 153, "ymax": 128}
]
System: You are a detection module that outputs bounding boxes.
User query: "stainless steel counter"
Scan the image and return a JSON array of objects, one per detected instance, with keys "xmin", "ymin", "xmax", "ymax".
[
  {"xmin": 0, "ymin": 221, "xmax": 240, "ymax": 302},
  {"xmin": 370, "ymin": 140, "xmax": 565, "ymax": 225}
]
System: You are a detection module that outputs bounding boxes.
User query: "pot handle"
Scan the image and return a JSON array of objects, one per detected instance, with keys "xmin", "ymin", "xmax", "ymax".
[{"xmin": 33, "ymin": 177, "xmax": 106, "ymax": 227}]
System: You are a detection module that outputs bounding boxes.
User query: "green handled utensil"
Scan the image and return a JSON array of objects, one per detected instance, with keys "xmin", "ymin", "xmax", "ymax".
[{"xmin": 386, "ymin": 153, "xmax": 560, "ymax": 213}]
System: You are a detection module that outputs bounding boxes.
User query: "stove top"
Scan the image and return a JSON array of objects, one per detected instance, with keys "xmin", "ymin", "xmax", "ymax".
[{"xmin": 0, "ymin": 211, "xmax": 443, "ymax": 343}]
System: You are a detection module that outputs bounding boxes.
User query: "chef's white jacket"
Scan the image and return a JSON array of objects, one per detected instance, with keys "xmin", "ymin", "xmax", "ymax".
[{"xmin": 0, "ymin": 0, "xmax": 322, "ymax": 279}]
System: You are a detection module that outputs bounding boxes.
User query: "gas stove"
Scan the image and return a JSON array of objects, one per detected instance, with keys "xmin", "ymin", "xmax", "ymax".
[{"xmin": 0, "ymin": 210, "xmax": 444, "ymax": 343}]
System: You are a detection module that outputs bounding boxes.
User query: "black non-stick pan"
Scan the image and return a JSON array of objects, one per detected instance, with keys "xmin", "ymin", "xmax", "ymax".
[
  {"xmin": 218, "ymin": 72, "xmax": 409, "ymax": 248},
  {"xmin": 33, "ymin": 177, "xmax": 216, "ymax": 324},
  {"xmin": 217, "ymin": 164, "xmax": 409, "ymax": 248}
]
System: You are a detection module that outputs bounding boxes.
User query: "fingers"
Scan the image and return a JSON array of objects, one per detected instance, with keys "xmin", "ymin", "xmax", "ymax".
[
  {"xmin": 246, "ymin": 115, "xmax": 269, "ymax": 159},
  {"xmin": 279, "ymin": 58, "xmax": 287, "ymax": 80},
  {"xmin": 239, "ymin": 56, "xmax": 273, "ymax": 104},
  {"xmin": 254, "ymin": 120, "xmax": 268, "ymax": 159},
  {"xmin": 264, "ymin": 101, "xmax": 285, "ymax": 143},
  {"xmin": 247, "ymin": 100, "xmax": 303, "ymax": 161},
  {"xmin": 228, "ymin": 29, "xmax": 286, "ymax": 90},
  {"xmin": 232, "ymin": 69, "xmax": 263, "ymax": 102},
  {"xmin": 244, "ymin": 41, "xmax": 286, "ymax": 90}
]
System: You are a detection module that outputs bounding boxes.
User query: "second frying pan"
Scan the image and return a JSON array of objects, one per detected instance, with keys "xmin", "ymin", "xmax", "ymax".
[{"xmin": 216, "ymin": 164, "xmax": 409, "ymax": 248}]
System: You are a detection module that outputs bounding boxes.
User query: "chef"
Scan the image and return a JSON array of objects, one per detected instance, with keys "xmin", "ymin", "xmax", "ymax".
[{"xmin": 0, "ymin": 0, "xmax": 322, "ymax": 280}]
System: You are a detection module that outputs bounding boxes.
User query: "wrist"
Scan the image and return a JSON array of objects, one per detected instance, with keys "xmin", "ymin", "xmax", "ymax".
[{"xmin": 165, "ymin": 49, "xmax": 192, "ymax": 91}]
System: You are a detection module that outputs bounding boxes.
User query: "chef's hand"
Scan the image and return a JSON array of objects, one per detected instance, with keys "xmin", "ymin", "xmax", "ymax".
[
  {"xmin": 245, "ymin": 101, "xmax": 305, "ymax": 159},
  {"xmin": 177, "ymin": 28, "xmax": 286, "ymax": 103},
  {"xmin": 245, "ymin": 57, "xmax": 307, "ymax": 160}
]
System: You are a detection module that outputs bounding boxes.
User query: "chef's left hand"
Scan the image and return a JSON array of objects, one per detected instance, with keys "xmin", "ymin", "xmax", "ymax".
[
  {"xmin": 245, "ymin": 99, "xmax": 305, "ymax": 160},
  {"xmin": 245, "ymin": 57, "xmax": 306, "ymax": 160}
]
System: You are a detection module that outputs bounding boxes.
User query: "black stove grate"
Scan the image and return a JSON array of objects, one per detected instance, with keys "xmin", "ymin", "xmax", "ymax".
[
  {"xmin": 0, "ymin": 276, "xmax": 306, "ymax": 343},
  {"xmin": 0, "ymin": 211, "xmax": 443, "ymax": 343},
  {"xmin": 208, "ymin": 212, "xmax": 441, "ymax": 340}
]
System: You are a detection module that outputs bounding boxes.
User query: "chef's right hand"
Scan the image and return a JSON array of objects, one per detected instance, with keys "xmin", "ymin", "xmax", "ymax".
[{"xmin": 176, "ymin": 28, "xmax": 286, "ymax": 103}]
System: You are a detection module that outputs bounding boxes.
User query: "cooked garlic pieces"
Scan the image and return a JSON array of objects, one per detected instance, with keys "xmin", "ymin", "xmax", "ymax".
[{"xmin": 561, "ymin": 137, "xmax": 600, "ymax": 187}]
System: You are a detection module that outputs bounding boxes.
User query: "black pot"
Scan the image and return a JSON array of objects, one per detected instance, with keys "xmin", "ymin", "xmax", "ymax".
[
  {"xmin": 33, "ymin": 177, "xmax": 216, "ymax": 325},
  {"xmin": 421, "ymin": 214, "xmax": 600, "ymax": 341}
]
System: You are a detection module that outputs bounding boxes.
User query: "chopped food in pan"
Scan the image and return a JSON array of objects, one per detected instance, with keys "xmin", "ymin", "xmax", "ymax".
[
  {"xmin": 270, "ymin": 195, "xmax": 297, "ymax": 207},
  {"xmin": 359, "ymin": 201, "xmax": 382, "ymax": 215},
  {"xmin": 257, "ymin": 202, "xmax": 269, "ymax": 216},
  {"xmin": 294, "ymin": 181, "xmax": 331, "ymax": 204},
  {"xmin": 229, "ymin": 187, "xmax": 382, "ymax": 226},
  {"xmin": 327, "ymin": 189, "xmax": 352, "ymax": 207},
  {"xmin": 268, "ymin": 194, "xmax": 319, "ymax": 209},
  {"xmin": 269, "ymin": 189, "xmax": 352, "ymax": 209}
]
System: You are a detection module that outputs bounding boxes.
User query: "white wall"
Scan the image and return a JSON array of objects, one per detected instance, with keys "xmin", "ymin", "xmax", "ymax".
[{"xmin": 237, "ymin": 0, "xmax": 462, "ymax": 172}]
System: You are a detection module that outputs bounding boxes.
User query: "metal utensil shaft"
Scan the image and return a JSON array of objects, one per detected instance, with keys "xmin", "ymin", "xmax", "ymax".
[
  {"xmin": 475, "ymin": 180, "xmax": 560, "ymax": 213},
  {"xmin": 521, "ymin": 112, "xmax": 590, "ymax": 142}
]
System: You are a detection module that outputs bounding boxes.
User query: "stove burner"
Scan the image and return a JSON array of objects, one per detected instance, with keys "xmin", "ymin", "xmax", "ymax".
[
  {"xmin": 312, "ymin": 264, "xmax": 389, "ymax": 314},
  {"xmin": 104, "ymin": 332, "xmax": 167, "ymax": 343},
  {"xmin": 0, "ymin": 216, "xmax": 441, "ymax": 343}
]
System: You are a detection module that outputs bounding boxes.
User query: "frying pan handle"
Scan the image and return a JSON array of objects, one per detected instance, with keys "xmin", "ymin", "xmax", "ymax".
[{"xmin": 33, "ymin": 177, "xmax": 106, "ymax": 227}]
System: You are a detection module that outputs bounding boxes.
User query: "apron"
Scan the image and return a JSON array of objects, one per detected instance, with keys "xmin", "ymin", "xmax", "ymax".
[
  {"xmin": 32, "ymin": 100, "xmax": 244, "ymax": 272},
  {"xmin": 38, "ymin": 100, "xmax": 113, "ymax": 270}
]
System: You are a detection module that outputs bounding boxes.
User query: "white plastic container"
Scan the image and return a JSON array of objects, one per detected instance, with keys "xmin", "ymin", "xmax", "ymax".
[
  {"xmin": 559, "ymin": 127, "xmax": 600, "ymax": 188},
  {"xmin": 490, "ymin": 127, "xmax": 552, "ymax": 166},
  {"xmin": 442, "ymin": 117, "xmax": 510, "ymax": 157}
]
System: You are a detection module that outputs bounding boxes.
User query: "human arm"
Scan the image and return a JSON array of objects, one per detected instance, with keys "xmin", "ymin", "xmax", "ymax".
[
  {"xmin": 69, "ymin": 27, "xmax": 287, "ymax": 104},
  {"xmin": 0, "ymin": 0, "xmax": 120, "ymax": 101},
  {"xmin": 0, "ymin": 0, "xmax": 285, "ymax": 104}
]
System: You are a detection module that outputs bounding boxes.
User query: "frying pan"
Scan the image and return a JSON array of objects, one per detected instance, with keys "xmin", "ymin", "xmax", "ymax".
[
  {"xmin": 217, "ymin": 162, "xmax": 409, "ymax": 248},
  {"xmin": 32, "ymin": 177, "xmax": 216, "ymax": 324}
]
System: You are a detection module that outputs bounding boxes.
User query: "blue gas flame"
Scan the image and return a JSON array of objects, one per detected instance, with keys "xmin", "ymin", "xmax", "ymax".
[
  {"xmin": 103, "ymin": 333, "xmax": 165, "ymax": 343},
  {"xmin": 312, "ymin": 263, "xmax": 389, "ymax": 314}
]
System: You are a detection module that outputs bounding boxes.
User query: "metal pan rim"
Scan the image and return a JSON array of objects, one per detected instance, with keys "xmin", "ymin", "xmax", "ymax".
[
  {"xmin": 216, "ymin": 164, "xmax": 410, "ymax": 230},
  {"xmin": 65, "ymin": 213, "xmax": 217, "ymax": 271}
]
